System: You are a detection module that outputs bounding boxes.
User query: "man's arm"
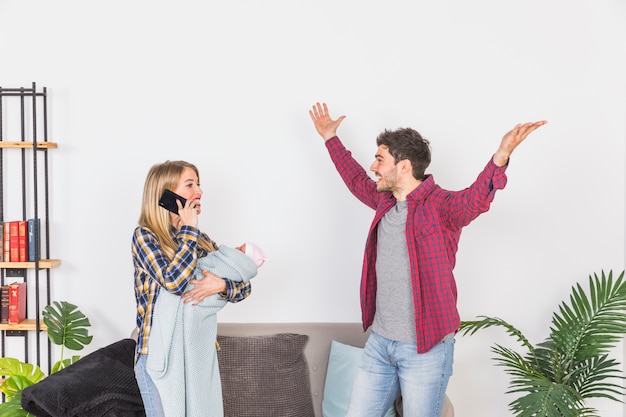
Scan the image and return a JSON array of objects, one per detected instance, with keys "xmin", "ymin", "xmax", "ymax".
[{"xmin": 492, "ymin": 120, "xmax": 547, "ymax": 166}]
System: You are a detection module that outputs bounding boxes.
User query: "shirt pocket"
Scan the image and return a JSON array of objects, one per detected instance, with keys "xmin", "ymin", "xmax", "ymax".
[
  {"xmin": 414, "ymin": 208, "xmax": 437, "ymax": 237},
  {"xmin": 416, "ymin": 221, "xmax": 436, "ymax": 237}
]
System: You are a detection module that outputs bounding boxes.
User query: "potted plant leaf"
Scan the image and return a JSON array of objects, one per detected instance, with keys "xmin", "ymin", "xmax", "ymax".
[
  {"xmin": 0, "ymin": 301, "xmax": 92, "ymax": 416},
  {"xmin": 458, "ymin": 270, "xmax": 626, "ymax": 417}
]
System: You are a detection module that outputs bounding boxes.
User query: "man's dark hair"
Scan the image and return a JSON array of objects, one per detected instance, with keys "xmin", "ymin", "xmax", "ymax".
[{"xmin": 376, "ymin": 128, "xmax": 431, "ymax": 180}]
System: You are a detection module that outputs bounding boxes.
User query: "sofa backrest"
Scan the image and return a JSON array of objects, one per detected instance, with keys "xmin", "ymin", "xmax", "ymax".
[
  {"xmin": 217, "ymin": 322, "xmax": 455, "ymax": 417},
  {"xmin": 217, "ymin": 322, "xmax": 371, "ymax": 417}
]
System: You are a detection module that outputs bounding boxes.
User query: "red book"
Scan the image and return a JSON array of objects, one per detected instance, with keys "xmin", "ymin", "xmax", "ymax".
[
  {"xmin": 18, "ymin": 220, "xmax": 28, "ymax": 262},
  {"xmin": 9, "ymin": 221, "xmax": 19, "ymax": 262},
  {"xmin": 8, "ymin": 281, "xmax": 26, "ymax": 324}
]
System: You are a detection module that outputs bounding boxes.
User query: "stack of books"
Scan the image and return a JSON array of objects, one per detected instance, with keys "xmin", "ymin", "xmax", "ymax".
[{"xmin": 0, "ymin": 219, "xmax": 41, "ymax": 262}]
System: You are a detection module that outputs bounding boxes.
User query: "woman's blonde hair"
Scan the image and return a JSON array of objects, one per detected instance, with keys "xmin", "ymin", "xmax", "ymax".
[{"xmin": 138, "ymin": 160, "xmax": 217, "ymax": 260}]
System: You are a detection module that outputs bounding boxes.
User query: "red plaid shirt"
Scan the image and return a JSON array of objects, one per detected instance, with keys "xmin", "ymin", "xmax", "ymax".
[{"xmin": 326, "ymin": 136, "xmax": 508, "ymax": 353}]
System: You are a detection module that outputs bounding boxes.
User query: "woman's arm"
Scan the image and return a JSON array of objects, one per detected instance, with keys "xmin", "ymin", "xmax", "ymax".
[
  {"xmin": 182, "ymin": 272, "xmax": 252, "ymax": 305},
  {"xmin": 132, "ymin": 226, "xmax": 198, "ymax": 295}
]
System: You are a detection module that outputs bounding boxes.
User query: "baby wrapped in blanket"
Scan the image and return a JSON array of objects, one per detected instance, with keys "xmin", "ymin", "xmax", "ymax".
[{"xmin": 147, "ymin": 242, "xmax": 267, "ymax": 417}]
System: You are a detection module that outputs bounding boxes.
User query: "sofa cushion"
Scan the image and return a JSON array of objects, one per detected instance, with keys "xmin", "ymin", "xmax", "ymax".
[
  {"xmin": 217, "ymin": 333, "xmax": 314, "ymax": 417},
  {"xmin": 323, "ymin": 340, "xmax": 396, "ymax": 417}
]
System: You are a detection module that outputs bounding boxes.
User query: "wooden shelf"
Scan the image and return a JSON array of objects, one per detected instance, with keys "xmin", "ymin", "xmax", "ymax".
[
  {"xmin": 0, "ymin": 319, "xmax": 47, "ymax": 331},
  {"xmin": 0, "ymin": 141, "xmax": 58, "ymax": 149},
  {"xmin": 0, "ymin": 259, "xmax": 61, "ymax": 269}
]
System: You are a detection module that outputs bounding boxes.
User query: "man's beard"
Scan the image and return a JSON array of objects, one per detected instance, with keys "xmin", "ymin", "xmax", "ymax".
[{"xmin": 375, "ymin": 177, "xmax": 393, "ymax": 193}]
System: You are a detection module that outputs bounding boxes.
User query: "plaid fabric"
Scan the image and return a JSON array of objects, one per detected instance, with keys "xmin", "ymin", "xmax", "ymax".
[
  {"xmin": 133, "ymin": 226, "xmax": 251, "ymax": 355},
  {"xmin": 326, "ymin": 136, "xmax": 508, "ymax": 353}
]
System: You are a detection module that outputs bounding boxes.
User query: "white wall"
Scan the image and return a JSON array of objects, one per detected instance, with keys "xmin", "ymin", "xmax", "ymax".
[{"xmin": 1, "ymin": 1, "xmax": 625, "ymax": 416}]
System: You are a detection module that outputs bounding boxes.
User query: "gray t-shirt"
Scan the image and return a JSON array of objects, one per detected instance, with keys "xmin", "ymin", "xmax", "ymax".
[{"xmin": 372, "ymin": 200, "xmax": 416, "ymax": 343}]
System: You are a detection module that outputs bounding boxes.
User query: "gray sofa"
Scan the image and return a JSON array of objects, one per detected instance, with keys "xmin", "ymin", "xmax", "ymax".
[
  {"xmin": 22, "ymin": 323, "xmax": 454, "ymax": 416},
  {"xmin": 217, "ymin": 322, "xmax": 454, "ymax": 417}
]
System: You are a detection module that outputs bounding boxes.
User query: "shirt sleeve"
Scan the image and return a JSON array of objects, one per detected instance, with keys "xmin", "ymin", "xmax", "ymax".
[
  {"xmin": 326, "ymin": 136, "xmax": 380, "ymax": 210},
  {"xmin": 221, "ymin": 279, "xmax": 252, "ymax": 303},
  {"xmin": 442, "ymin": 158, "xmax": 508, "ymax": 229},
  {"xmin": 132, "ymin": 226, "xmax": 200, "ymax": 295}
]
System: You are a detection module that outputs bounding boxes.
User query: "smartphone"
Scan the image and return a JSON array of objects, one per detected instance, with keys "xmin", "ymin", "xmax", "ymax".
[{"xmin": 158, "ymin": 189, "xmax": 187, "ymax": 214}]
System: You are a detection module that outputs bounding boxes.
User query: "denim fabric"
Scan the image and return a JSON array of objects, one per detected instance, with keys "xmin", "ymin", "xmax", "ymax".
[
  {"xmin": 346, "ymin": 331, "xmax": 454, "ymax": 417},
  {"xmin": 135, "ymin": 354, "xmax": 165, "ymax": 417}
]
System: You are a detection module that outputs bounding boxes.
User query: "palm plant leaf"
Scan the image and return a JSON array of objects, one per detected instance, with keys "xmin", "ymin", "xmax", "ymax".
[
  {"xmin": 571, "ymin": 355, "xmax": 624, "ymax": 401},
  {"xmin": 489, "ymin": 344, "xmax": 537, "ymax": 379},
  {"xmin": 460, "ymin": 270, "xmax": 626, "ymax": 416},
  {"xmin": 532, "ymin": 341, "xmax": 563, "ymax": 382},
  {"xmin": 550, "ymin": 271, "xmax": 626, "ymax": 363},
  {"xmin": 508, "ymin": 380, "xmax": 585, "ymax": 417},
  {"xmin": 43, "ymin": 301, "xmax": 93, "ymax": 350},
  {"xmin": 491, "ymin": 345, "xmax": 585, "ymax": 417},
  {"xmin": 458, "ymin": 316, "xmax": 535, "ymax": 354}
]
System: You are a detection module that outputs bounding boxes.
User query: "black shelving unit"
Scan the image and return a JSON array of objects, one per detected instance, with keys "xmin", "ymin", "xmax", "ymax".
[{"xmin": 0, "ymin": 82, "xmax": 60, "ymax": 374}]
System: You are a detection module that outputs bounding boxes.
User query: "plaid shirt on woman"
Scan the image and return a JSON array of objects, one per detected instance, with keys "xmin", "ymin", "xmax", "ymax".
[
  {"xmin": 326, "ymin": 136, "xmax": 508, "ymax": 353},
  {"xmin": 133, "ymin": 225, "xmax": 251, "ymax": 355}
]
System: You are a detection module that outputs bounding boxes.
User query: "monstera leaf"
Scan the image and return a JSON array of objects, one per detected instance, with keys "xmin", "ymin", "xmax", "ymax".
[
  {"xmin": 0, "ymin": 390, "xmax": 32, "ymax": 416},
  {"xmin": 43, "ymin": 301, "xmax": 93, "ymax": 351},
  {"xmin": 0, "ymin": 358, "xmax": 46, "ymax": 415},
  {"xmin": 0, "ymin": 358, "xmax": 45, "ymax": 399}
]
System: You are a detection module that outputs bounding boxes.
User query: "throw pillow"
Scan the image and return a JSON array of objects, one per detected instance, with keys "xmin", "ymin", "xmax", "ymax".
[
  {"xmin": 217, "ymin": 333, "xmax": 314, "ymax": 417},
  {"xmin": 322, "ymin": 340, "xmax": 396, "ymax": 417}
]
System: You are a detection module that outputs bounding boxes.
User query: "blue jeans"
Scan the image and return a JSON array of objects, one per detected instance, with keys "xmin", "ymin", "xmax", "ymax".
[
  {"xmin": 135, "ymin": 354, "xmax": 165, "ymax": 417},
  {"xmin": 346, "ymin": 331, "xmax": 454, "ymax": 417}
]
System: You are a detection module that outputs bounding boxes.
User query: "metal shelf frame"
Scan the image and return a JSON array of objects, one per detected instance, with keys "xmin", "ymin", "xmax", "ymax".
[{"xmin": 0, "ymin": 82, "xmax": 57, "ymax": 373}]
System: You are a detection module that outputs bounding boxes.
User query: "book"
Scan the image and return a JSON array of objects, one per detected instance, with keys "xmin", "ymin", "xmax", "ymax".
[
  {"xmin": 3, "ymin": 221, "xmax": 10, "ymax": 262},
  {"xmin": 28, "ymin": 218, "xmax": 41, "ymax": 262},
  {"xmin": 8, "ymin": 281, "xmax": 26, "ymax": 324},
  {"xmin": 9, "ymin": 221, "xmax": 19, "ymax": 262},
  {"xmin": 18, "ymin": 220, "xmax": 28, "ymax": 262},
  {"xmin": 0, "ymin": 285, "xmax": 9, "ymax": 324}
]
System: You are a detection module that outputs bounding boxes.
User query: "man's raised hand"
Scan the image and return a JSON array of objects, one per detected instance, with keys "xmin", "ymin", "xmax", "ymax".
[
  {"xmin": 493, "ymin": 120, "xmax": 547, "ymax": 167},
  {"xmin": 309, "ymin": 102, "xmax": 346, "ymax": 141}
]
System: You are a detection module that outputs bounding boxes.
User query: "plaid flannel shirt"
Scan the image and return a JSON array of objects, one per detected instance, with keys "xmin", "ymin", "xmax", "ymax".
[
  {"xmin": 133, "ymin": 225, "xmax": 251, "ymax": 355},
  {"xmin": 326, "ymin": 136, "xmax": 508, "ymax": 353}
]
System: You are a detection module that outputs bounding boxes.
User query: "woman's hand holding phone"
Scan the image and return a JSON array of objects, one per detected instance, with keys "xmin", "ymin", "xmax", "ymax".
[
  {"xmin": 159, "ymin": 189, "xmax": 198, "ymax": 230},
  {"xmin": 175, "ymin": 198, "xmax": 198, "ymax": 229}
]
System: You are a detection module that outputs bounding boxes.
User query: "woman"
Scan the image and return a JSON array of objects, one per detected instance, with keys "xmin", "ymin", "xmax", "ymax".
[{"xmin": 132, "ymin": 160, "xmax": 251, "ymax": 417}]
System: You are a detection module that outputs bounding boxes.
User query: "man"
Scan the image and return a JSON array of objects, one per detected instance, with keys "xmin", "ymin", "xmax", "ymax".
[{"xmin": 308, "ymin": 102, "xmax": 546, "ymax": 417}]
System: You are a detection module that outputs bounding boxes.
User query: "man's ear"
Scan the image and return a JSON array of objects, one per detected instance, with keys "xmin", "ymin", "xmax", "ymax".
[{"xmin": 399, "ymin": 159, "xmax": 412, "ymax": 174}]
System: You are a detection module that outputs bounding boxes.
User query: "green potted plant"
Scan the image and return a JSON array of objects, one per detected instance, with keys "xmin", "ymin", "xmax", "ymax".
[
  {"xmin": 458, "ymin": 270, "xmax": 626, "ymax": 417},
  {"xmin": 0, "ymin": 301, "xmax": 92, "ymax": 416}
]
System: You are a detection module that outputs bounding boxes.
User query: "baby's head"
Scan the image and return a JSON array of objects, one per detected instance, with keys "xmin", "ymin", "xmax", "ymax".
[{"xmin": 236, "ymin": 242, "xmax": 268, "ymax": 268}]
